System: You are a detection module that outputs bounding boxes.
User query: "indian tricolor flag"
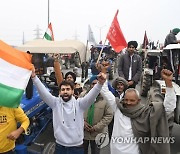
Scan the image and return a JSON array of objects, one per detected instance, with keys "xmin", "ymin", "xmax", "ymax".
[
  {"xmin": 0, "ymin": 40, "xmax": 33, "ymax": 108},
  {"xmin": 43, "ymin": 22, "xmax": 54, "ymax": 41}
]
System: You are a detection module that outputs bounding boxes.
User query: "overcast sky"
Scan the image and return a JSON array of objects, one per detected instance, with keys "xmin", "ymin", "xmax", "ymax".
[{"xmin": 0, "ymin": 0, "xmax": 179, "ymax": 46}]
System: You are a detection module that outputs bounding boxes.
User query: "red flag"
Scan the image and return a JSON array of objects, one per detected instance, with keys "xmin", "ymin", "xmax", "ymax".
[
  {"xmin": 142, "ymin": 31, "xmax": 148, "ymax": 49},
  {"xmin": 106, "ymin": 10, "xmax": 127, "ymax": 53}
]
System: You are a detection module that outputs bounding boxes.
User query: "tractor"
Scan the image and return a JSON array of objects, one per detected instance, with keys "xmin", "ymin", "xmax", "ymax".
[
  {"xmin": 140, "ymin": 49, "xmax": 168, "ymax": 96},
  {"xmin": 140, "ymin": 44, "xmax": 180, "ymax": 124}
]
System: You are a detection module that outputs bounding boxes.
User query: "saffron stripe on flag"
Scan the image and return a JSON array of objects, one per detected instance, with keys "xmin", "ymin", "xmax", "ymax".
[
  {"xmin": 0, "ymin": 40, "xmax": 32, "ymax": 70},
  {"xmin": 0, "ymin": 83, "xmax": 24, "ymax": 108},
  {"xmin": 0, "ymin": 58, "xmax": 31, "ymax": 90}
]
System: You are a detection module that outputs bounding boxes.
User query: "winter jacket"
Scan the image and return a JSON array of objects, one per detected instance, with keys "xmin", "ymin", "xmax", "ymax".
[{"xmin": 118, "ymin": 52, "xmax": 142, "ymax": 83}]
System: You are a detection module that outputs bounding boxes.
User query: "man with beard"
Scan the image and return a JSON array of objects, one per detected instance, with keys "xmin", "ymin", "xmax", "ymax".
[
  {"xmin": 31, "ymin": 70, "xmax": 107, "ymax": 154},
  {"xmin": 53, "ymin": 55, "xmax": 83, "ymax": 99}
]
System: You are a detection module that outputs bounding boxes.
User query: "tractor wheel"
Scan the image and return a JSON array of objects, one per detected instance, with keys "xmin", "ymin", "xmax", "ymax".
[
  {"xmin": 147, "ymin": 86, "xmax": 164, "ymax": 104},
  {"xmin": 74, "ymin": 58, "xmax": 81, "ymax": 68},
  {"xmin": 174, "ymin": 97, "xmax": 180, "ymax": 124},
  {"xmin": 42, "ymin": 142, "xmax": 56, "ymax": 154},
  {"xmin": 140, "ymin": 73, "xmax": 152, "ymax": 97}
]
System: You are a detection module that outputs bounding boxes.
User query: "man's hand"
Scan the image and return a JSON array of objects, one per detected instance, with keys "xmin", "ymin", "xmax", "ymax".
[
  {"xmin": 97, "ymin": 72, "xmax": 107, "ymax": 85},
  {"xmin": 84, "ymin": 121, "xmax": 93, "ymax": 132},
  {"xmin": 89, "ymin": 127, "xmax": 96, "ymax": 133},
  {"xmin": 53, "ymin": 53, "xmax": 60, "ymax": 60},
  {"xmin": 128, "ymin": 80, "xmax": 134, "ymax": 86},
  {"xmin": 31, "ymin": 66, "xmax": 36, "ymax": 78},
  {"xmin": 96, "ymin": 61, "xmax": 110, "ymax": 73},
  {"xmin": 161, "ymin": 69, "xmax": 173, "ymax": 88}
]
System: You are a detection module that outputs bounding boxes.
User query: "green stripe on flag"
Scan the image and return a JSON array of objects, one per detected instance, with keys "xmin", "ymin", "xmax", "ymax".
[
  {"xmin": 0, "ymin": 83, "xmax": 24, "ymax": 108},
  {"xmin": 44, "ymin": 32, "xmax": 52, "ymax": 41}
]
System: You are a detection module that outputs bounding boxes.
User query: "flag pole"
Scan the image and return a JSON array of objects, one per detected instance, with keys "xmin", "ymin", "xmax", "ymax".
[
  {"xmin": 48, "ymin": 0, "xmax": 50, "ymax": 26},
  {"xmin": 96, "ymin": 38, "xmax": 107, "ymax": 64},
  {"xmin": 85, "ymin": 40, "xmax": 89, "ymax": 62}
]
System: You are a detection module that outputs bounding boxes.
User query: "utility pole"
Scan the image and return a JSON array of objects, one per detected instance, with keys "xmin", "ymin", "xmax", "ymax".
[
  {"xmin": 22, "ymin": 32, "xmax": 25, "ymax": 44},
  {"xmin": 48, "ymin": 0, "xmax": 50, "ymax": 26},
  {"xmin": 34, "ymin": 25, "xmax": 42, "ymax": 39},
  {"xmin": 72, "ymin": 30, "xmax": 80, "ymax": 40}
]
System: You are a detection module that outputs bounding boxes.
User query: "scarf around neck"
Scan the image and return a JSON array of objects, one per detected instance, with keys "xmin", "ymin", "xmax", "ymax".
[{"xmin": 116, "ymin": 98, "xmax": 172, "ymax": 154}]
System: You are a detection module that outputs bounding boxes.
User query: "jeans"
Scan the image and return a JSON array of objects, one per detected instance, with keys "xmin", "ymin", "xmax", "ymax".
[
  {"xmin": 83, "ymin": 140, "xmax": 100, "ymax": 154},
  {"xmin": 55, "ymin": 143, "xmax": 84, "ymax": 154}
]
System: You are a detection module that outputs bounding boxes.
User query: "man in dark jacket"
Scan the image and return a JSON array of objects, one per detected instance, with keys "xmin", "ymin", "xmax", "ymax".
[
  {"xmin": 164, "ymin": 28, "xmax": 180, "ymax": 47},
  {"xmin": 118, "ymin": 41, "xmax": 142, "ymax": 88}
]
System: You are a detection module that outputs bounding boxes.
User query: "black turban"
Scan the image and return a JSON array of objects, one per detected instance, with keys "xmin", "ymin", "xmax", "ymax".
[
  {"xmin": 65, "ymin": 71, "xmax": 76, "ymax": 82},
  {"xmin": 128, "ymin": 41, "xmax": 138, "ymax": 49}
]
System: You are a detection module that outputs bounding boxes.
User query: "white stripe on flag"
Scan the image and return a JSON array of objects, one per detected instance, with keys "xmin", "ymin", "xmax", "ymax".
[
  {"xmin": 46, "ymin": 28, "xmax": 52, "ymax": 36},
  {"xmin": 0, "ymin": 58, "xmax": 31, "ymax": 90}
]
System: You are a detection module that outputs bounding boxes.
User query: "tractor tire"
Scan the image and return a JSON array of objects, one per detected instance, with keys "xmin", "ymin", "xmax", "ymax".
[
  {"xmin": 147, "ymin": 86, "xmax": 164, "ymax": 104},
  {"xmin": 174, "ymin": 97, "xmax": 180, "ymax": 124},
  {"xmin": 74, "ymin": 58, "xmax": 81, "ymax": 68},
  {"xmin": 140, "ymin": 73, "xmax": 152, "ymax": 97},
  {"xmin": 42, "ymin": 142, "xmax": 56, "ymax": 154}
]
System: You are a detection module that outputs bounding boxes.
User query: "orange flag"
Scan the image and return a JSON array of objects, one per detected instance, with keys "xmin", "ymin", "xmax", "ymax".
[{"xmin": 106, "ymin": 10, "xmax": 127, "ymax": 53}]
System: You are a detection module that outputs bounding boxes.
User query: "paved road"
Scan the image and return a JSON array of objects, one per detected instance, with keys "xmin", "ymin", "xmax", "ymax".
[{"xmin": 29, "ymin": 67, "xmax": 180, "ymax": 154}]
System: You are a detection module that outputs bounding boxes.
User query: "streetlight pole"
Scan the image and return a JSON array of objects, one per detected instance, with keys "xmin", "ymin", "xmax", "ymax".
[
  {"xmin": 96, "ymin": 25, "xmax": 106, "ymax": 43},
  {"xmin": 48, "ymin": 0, "xmax": 50, "ymax": 26}
]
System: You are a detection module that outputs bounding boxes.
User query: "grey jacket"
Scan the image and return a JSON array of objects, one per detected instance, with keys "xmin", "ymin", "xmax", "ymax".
[
  {"xmin": 118, "ymin": 52, "xmax": 142, "ymax": 83},
  {"xmin": 32, "ymin": 76, "xmax": 103, "ymax": 147},
  {"xmin": 164, "ymin": 32, "xmax": 177, "ymax": 47}
]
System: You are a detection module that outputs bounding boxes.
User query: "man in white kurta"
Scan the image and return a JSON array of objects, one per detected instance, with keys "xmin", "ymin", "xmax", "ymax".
[{"xmin": 100, "ymin": 69, "xmax": 176, "ymax": 154}]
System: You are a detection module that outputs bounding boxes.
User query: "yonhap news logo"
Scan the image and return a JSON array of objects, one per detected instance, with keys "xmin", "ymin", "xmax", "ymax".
[
  {"xmin": 111, "ymin": 136, "xmax": 175, "ymax": 144},
  {"xmin": 95, "ymin": 132, "xmax": 109, "ymax": 148}
]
